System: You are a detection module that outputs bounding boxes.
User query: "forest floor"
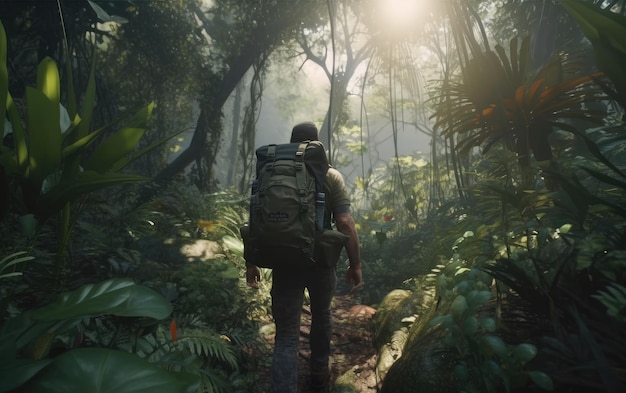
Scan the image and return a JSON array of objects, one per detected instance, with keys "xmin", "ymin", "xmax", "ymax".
[{"xmin": 254, "ymin": 289, "xmax": 379, "ymax": 393}]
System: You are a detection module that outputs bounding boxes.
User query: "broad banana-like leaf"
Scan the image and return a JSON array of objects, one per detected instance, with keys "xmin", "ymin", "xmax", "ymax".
[
  {"xmin": 36, "ymin": 57, "xmax": 60, "ymax": 105},
  {"xmin": 110, "ymin": 125, "xmax": 186, "ymax": 172},
  {"xmin": 125, "ymin": 101, "xmax": 154, "ymax": 128},
  {"xmin": 84, "ymin": 127, "xmax": 145, "ymax": 173},
  {"xmin": 29, "ymin": 278, "xmax": 172, "ymax": 321},
  {"xmin": 22, "ymin": 348, "xmax": 199, "ymax": 393},
  {"xmin": 62, "ymin": 121, "xmax": 119, "ymax": 162},
  {"xmin": 5, "ymin": 94, "xmax": 27, "ymax": 169},
  {"xmin": 25, "ymin": 63, "xmax": 62, "ymax": 186}
]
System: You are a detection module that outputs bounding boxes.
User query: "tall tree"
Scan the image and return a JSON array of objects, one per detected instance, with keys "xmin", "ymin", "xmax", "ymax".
[{"xmin": 150, "ymin": 0, "xmax": 328, "ymax": 191}]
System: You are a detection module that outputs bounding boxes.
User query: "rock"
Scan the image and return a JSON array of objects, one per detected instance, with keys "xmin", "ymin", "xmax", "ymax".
[
  {"xmin": 136, "ymin": 236, "xmax": 225, "ymax": 265},
  {"xmin": 379, "ymin": 329, "xmax": 456, "ymax": 393}
]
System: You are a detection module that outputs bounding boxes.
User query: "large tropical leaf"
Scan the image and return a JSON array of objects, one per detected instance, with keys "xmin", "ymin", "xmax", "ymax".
[
  {"xmin": 27, "ymin": 57, "xmax": 62, "ymax": 182},
  {"xmin": 22, "ymin": 348, "xmax": 199, "ymax": 393},
  {"xmin": 558, "ymin": 0, "xmax": 626, "ymax": 108},
  {"xmin": 30, "ymin": 278, "xmax": 172, "ymax": 321},
  {"xmin": 83, "ymin": 127, "xmax": 146, "ymax": 173}
]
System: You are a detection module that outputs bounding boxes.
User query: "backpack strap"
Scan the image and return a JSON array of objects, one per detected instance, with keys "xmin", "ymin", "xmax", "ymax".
[
  {"xmin": 266, "ymin": 144, "xmax": 277, "ymax": 171},
  {"xmin": 295, "ymin": 142, "xmax": 308, "ymax": 213},
  {"xmin": 255, "ymin": 144, "xmax": 276, "ymax": 214}
]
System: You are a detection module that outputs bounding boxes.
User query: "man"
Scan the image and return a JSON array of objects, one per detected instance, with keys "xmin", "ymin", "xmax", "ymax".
[{"xmin": 246, "ymin": 121, "xmax": 363, "ymax": 392}]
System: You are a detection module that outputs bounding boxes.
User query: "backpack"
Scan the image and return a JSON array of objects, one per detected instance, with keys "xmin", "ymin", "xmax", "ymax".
[{"xmin": 245, "ymin": 141, "xmax": 329, "ymax": 269}]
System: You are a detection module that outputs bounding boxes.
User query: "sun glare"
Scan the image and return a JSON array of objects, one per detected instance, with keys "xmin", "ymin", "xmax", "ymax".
[{"xmin": 377, "ymin": 0, "xmax": 425, "ymax": 36}]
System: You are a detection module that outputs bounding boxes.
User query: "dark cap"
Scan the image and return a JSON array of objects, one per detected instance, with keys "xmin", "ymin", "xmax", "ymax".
[{"xmin": 290, "ymin": 121, "xmax": 319, "ymax": 143}]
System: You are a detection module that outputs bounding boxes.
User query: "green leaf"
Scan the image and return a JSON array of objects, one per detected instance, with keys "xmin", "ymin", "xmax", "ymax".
[
  {"xmin": 25, "ymin": 86, "xmax": 61, "ymax": 184},
  {"xmin": 558, "ymin": 0, "xmax": 626, "ymax": 115},
  {"xmin": 451, "ymin": 295, "xmax": 468, "ymax": 319},
  {"xmin": 125, "ymin": 101, "xmax": 154, "ymax": 128},
  {"xmin": 38, "ymin": 171, "xmax": 147, "ymax": 214},
  {"xmin": 480, "ymin": 317, "xmax": 496, "ymax": 332},
  {"xmin": 6, "ymin": 94, "xmax": 28, "ymax": 168},
  {"xmin": 29, "ymin": 278, "xmax": 172, "ymax": 321},
  {"xmin": 0, "ymin": 251, "xmax": 34, "ymax": 277},
  {"xmin": 0, "ymin": 358, "xmax": 52, "ymax": 393},
  {"xmin": 222, "ymin": 235, "xmax": 244, "ymax": 256},
  {"xmin": 527, "ymin": 370, "xmax": 554, "ymax": 391},
  {"xmin": 466, "ymin": 290, "xmax": 492, "ymax": 309},
  {"xmin": 513, "ymin": 343, "xmax": 537, "ymax": 364},
  {"xmin": 482, "ymin": 335, "xmax": 507, "ymax": 357},
  {"xmin": 36, "ymin": 57, "xmax": 60, "ymax": 105},
  {"xmin": 87, "ymin": 0, "xmax": 129, "ymax": 24},
  {"xmin": 461, "ymin": 316, "xmax": 479, "ymax": 335},
  {"xmin": 110, "ymin": 124, "xmax": 185, "ymax": 173},
  {"xmin": 84, "ymin": 128, "xmax": 145, "ymax": 173},
  {"xmin": 23, "ymin": 348, "xmax": 199, "ymax": 393}
]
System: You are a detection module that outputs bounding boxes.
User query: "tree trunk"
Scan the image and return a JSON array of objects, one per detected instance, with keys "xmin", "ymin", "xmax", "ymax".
[{"xmin": 150, "ymin": 2, "xmax": 325, "ymax": 191}]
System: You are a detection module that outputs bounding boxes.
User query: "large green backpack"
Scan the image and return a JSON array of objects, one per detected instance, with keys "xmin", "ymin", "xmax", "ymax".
[{"xmin": 246, "ymin": 141, "xmax": 329, "ymax": 269}]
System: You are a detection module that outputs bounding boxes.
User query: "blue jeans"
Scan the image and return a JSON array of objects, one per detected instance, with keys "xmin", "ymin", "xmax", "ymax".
[{"xmin": 270, "ymin": 265, "xmax": 337, "ymax": 393}]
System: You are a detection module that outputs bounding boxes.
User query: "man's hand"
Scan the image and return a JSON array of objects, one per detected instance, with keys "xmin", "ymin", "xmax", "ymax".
[
  {"xmin": 246, "ymin": 266, "xmax": 261, "ymax": 289},
  {"xmin": 346, "ymin": 265, "xmax": 363, "ymax": 294}
]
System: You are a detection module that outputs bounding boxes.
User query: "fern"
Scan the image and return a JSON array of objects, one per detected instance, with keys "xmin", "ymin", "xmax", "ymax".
[
  {"xmin": 0, "ymin": 251, "xmax": 33, "ymax": 279},
  {"xmin": 179, "ymin": 328, "xmax": 239, "ymax": 371},
  {"xmin": 593, "ymin": 283, "xmax": 626, "ymax": 323}
]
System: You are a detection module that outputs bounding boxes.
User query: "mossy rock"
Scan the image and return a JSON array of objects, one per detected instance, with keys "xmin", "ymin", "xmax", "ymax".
[
  {"xmin": 374, "ymin": 278, "xmax": 438, "ymax": 382},
  {"xmin": 373, "ymin": 289, "xmax": 412, "ymax": 350},
  {"xmin": 380, "ymin": 328, "xmax": 456, "ymax": 393},
  {"xmin": 373, "ymin": 278, "xmax": 436, "ymax": 351}
]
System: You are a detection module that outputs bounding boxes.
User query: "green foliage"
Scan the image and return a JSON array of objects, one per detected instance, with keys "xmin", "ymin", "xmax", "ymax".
[
  {"xmin": 429, "ymin": 268, "xmax": 553, "ymax": 392},
  {"xmin": 0, "ymin": 251, "xmax": 33, "ymax": 279},
  {"xmin": 172, "ymin": 259, "xmax": 247, "ymax": 328},
  {"xmin": 431, "ymin": 34, "xmax": 608, "ymax": 188},
  {"xmin": 0, "ymin": 19, "xmax": 182, "ymax": 297},
  {"xmin": 592, "ymin": 283, "xmax": 626, "ymax": 323},
  {"xmin": 0, "ymin": 26, "xmax": 154, "ymax": 222},
  {"xmin": 0, "ymin": 278, "xmax": 198, "ymax": 393},
  {"xmin": 558, "ymin": 0, "xmax": 626, "ymax": 109},
  {"xmin": 124, "ymin": 322, "xmax": 238, "ymax": 393},
  {"xmin": 20, "ymin": 348, "xmax": 199, "ymax": 393}
]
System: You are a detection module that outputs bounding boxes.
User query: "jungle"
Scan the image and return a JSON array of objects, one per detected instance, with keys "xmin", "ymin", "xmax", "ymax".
[{"xmin": 1, "ymin": 0, "xmax": 625, "ymax": 392}]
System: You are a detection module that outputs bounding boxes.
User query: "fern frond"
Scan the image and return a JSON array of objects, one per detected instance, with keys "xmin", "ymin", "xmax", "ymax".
[
  {"xmin": 180, "ymin": 328, "xmax": 239, "ymax": 370},
  {"xmin": 592, "ymin": 283, "xmax": 626, "ymax": 323}
]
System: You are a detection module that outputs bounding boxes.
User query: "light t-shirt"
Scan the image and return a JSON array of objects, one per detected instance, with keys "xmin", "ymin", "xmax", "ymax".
[{"xmin": 323, "ymin": 167, "xmax": 350, "ymax": 228}]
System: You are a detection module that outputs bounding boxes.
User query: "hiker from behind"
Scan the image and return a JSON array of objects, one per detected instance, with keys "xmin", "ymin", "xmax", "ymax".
[{"xmin": 245, "ymin": 122, "xmax": 363, "ymax": 392}]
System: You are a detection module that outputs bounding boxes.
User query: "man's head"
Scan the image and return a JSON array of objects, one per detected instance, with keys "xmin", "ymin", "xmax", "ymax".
[{"xmin": 290, "ymin": 121, "xmax": 319, "ymax": 143}]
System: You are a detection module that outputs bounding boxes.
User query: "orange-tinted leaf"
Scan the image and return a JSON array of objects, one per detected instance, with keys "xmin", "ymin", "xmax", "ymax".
[{"xmin": 170, "ymin": 319, "xmax": 177, "ymax": 342}]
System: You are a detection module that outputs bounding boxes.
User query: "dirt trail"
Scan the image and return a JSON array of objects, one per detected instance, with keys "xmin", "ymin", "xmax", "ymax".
[{"xmin": 259, "ymin": 293, "xmax": 379, "ymax": 393}]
